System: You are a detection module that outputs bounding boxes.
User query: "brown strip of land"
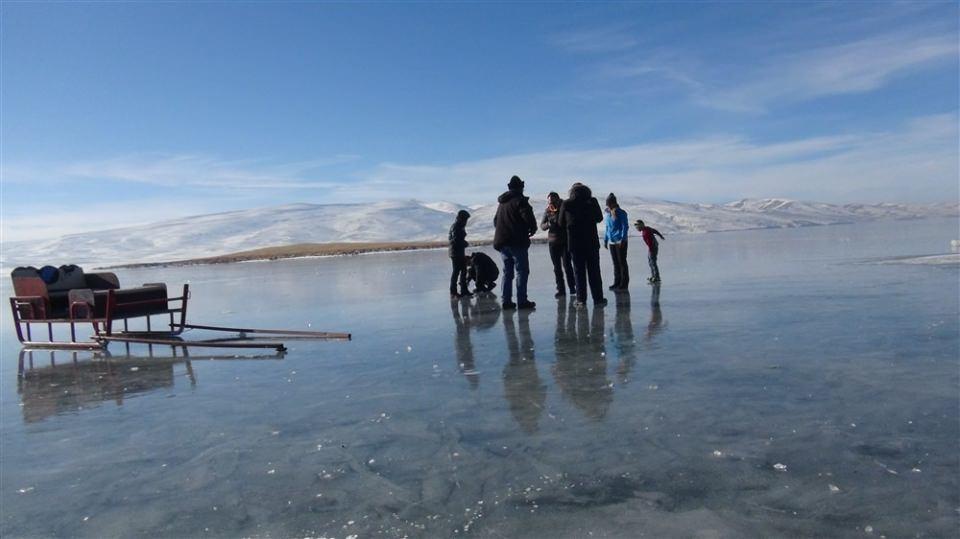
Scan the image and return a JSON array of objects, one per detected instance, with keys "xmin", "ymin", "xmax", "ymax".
[
  {"xmin": 101, "ymin": 238, "xmax": 559, "ymax": 269},
  {"xmin": 104, "ymin": 241, "xmax": 457, "ymax": 269}
]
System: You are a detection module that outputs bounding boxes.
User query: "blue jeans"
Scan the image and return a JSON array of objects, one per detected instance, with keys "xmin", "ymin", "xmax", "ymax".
[{"xmin": 500, "ymin": 245, "xmax": 530, "ymax": 304}]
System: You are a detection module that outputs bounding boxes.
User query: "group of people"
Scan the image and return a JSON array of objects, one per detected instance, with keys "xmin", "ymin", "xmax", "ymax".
[{"xmin": 449, "ymin": 175, "xmax": 665, "ymax": 310}]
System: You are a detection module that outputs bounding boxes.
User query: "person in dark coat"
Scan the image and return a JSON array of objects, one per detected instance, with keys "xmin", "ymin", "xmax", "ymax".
[
  {"xmin": 468, "ymin": 251, "xmax": 499, "ymax": 293},
  {"xmin": 493, "ymin": 175, "xmax": 538, "ymax": 310},
  {"xmin": 448, "ymin": 210, "xmax": 472, "ymax": 297},
  {"xmin": 558, "ymin": 182, "xmax": 607, "ymax": 307},
  {"xmin": 541, "ymin": 192, "xmax": 576, "ymax": 299},
  {"xmin": 604, "ymin": 193, "xmax": 630, "ymax": 291}
]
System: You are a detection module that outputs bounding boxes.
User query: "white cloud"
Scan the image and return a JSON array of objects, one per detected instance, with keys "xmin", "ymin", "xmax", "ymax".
[
  {"xmin": 361, "ymin": 113, "xmax": 958, "ymax": 203},
  {"xmin": 551, "ymin": 23, "xmax": 640, "ymax": 53},
  {"xmin": 704, "ymin": 30, "xmax": 959, "ymax": 111},
  {"xmin": 3, "ymin": 115, "xmax": 955, "ymax": 241},
  {"xmin": 593, "ymin": 25, "xmax": 958, "ymax": 112},
  {"xmin": 6, "ymin": 153, "xmax": 360, "ymax": 190}
]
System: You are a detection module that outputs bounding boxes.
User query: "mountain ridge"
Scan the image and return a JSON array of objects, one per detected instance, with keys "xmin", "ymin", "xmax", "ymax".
[{"xmin": 3, "ymin": 197, "xmax": 956, "ymax": 268}]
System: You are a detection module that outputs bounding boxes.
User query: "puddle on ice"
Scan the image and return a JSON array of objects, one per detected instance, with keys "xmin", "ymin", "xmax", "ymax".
[{"xmin": 0, "ymin": 219, "xmax": 957, "ymax": 537}]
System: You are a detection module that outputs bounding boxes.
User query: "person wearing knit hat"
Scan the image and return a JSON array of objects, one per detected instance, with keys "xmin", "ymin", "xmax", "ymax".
[
  {"xmin": 493, "ymin": 175, "xmax": 538, "ymax": 310},
  {"xmin": 604, "ymin": 193, "xmax": 630, "ymax": 291}
]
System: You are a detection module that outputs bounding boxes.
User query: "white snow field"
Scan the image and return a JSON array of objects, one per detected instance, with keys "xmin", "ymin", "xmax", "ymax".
[{"xmin": 3, "ymin": 197, "xmax": 956, "ymax": 267}]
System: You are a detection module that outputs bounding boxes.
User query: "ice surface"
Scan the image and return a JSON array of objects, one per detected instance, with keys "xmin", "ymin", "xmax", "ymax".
[{"xmin": 0, "ymin": 218, "xmax": 957, "ymax": 537}]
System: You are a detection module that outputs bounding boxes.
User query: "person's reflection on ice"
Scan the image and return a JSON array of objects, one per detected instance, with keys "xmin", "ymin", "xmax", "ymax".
[
  {"xmin": 553, "ymin": 301, "xmax": 612, "ymax": 421},
  {"xmin": 450, "ymin": 298, "xmax": 479, "ymax": 388},
  {"xmin": 469, "ymin": 293, "xmax": 502, "ymax": 330},
  {"xmin": 646, "ymin": 283, "xmax": 666, "ymax": 345},
  {"xmin": 502, "ymin": 311, "xmax": 545, "ymax": 433},
  {"xmin": 612, "ymin": 291, "xmax": 636, "ymax": 384}
]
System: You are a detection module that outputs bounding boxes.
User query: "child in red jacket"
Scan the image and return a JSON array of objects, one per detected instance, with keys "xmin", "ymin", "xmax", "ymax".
[{"xmin": 634, "ymin": 220, "xmax": 665, "ymax": 283}]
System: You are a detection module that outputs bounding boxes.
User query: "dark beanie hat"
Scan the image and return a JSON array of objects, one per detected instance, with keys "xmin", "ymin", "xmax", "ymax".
[
  {"xmin": 606, "ymin": 193, "xmax": 618, "ymax": 206},
  {"xmin": 456, "ymin": 209, "xmax": 471, "ymax": 220},
  {"xmin": 508, "ymin": 175, "xmax": 524, "ymax": 190}
]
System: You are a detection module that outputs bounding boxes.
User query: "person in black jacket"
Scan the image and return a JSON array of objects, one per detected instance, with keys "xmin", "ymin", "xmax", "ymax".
[
  {"xmin": 448, "ymin": 210, "xmax": 472, "ymax": 297},
  {"xmin": 541, "ymin": 192, "xmax": 576, "ymax": 299},
  {"xmin": 558, "ymin": 182, "xmax": 607, "ymax": 307},
  {"xmin": 493, "ymin": 175, "xmax": 538, "ymax": 310},
  {"xmin": 468, "ymin": 251, "xmax": 499, "ymax": 293}
]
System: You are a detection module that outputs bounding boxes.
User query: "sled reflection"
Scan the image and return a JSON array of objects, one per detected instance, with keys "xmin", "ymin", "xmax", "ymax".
[{"xmin": 17, "ymin": 345, "xmax": 283, "ymax": 423}]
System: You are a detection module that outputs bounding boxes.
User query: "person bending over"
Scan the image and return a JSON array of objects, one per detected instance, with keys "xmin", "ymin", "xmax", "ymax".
[
  {"xmin": 468, "ymin": 251, "xmax": 499, "ymax": 293},
  {"xmin": 634, "ymin": 219, "xmax": 665, "ymax": 283}
]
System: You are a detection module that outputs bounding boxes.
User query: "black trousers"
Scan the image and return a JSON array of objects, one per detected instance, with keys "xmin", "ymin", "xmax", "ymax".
[
  {"xmin": 648, "ymin": 248, "xmax": 661, "ymax": 281},
  {"xmin": 609, "ymin": 241, "xmax": 629, "ymax": 289},
  {"xmin": 548, "ymin": 241, "xmax": 576, "ymax": 294},
  {"xmin": 571, "ymin": 248, "xmax": 604, "ymax": 303},
  {"xmin": 450, "ymin": 256, "xmax": 467, "ymax": 293}
]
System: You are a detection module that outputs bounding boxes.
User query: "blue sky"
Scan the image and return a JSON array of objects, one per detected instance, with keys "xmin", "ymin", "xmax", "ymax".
[{"xmin": 2, "ymin": 1, "xmax": 957, "ymax": 240}]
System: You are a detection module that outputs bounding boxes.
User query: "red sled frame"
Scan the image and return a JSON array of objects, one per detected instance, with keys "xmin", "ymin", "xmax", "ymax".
[{"xmin": 10, "ymin": 284, "xmax": 190, "ymax": 350}]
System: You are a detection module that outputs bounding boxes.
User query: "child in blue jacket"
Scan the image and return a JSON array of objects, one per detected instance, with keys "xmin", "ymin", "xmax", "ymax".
[{"xmin": 604, "ymin": 193, "xmax": 630, "ymax": 290}]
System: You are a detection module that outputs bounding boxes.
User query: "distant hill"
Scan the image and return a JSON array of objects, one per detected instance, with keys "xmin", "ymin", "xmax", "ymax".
[{"xmin": 3, "ymin": 197, "xmax": 956, "ymax": 268}]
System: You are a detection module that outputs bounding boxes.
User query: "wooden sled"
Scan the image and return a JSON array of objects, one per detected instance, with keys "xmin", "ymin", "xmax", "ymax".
[{"xmin": 10, "ymin": 265, "xmax": 350, "ymax": 352}]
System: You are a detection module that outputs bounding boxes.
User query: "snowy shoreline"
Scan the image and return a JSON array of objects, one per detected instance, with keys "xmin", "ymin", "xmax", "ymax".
[
  {"xmin": 103, "ymin": 222, "xmax": 960, "ymax": 270},
  {"xmin": 4, "ymin": 197, "xmax": 956, "ymax": 270}
]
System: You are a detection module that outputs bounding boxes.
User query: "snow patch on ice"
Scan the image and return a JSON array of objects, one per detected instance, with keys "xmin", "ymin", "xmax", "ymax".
[{"xmin": 873, "ymin": 254, "xmax": 960, "ymax": 266}]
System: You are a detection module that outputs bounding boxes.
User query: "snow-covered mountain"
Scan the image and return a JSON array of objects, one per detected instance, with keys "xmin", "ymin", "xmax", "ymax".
[{"xmin": 3, "ymin": 197, "xmax": 956, "ymax": 267}]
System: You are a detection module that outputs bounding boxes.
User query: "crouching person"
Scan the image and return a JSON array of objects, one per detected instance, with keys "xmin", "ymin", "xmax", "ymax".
[
  {"xmin": 469, "ymin": 252, "xmax": 499, "ymax": 293},
  {"xmin": 449, "ymin": 210, "xmax": 472, "ymax": 298}
]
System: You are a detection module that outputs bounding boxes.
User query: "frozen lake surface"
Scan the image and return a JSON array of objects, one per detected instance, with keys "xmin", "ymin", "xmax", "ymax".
[{"xmin": 1, "ymin": 219, "xmax": 957, "ymax": 537}]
